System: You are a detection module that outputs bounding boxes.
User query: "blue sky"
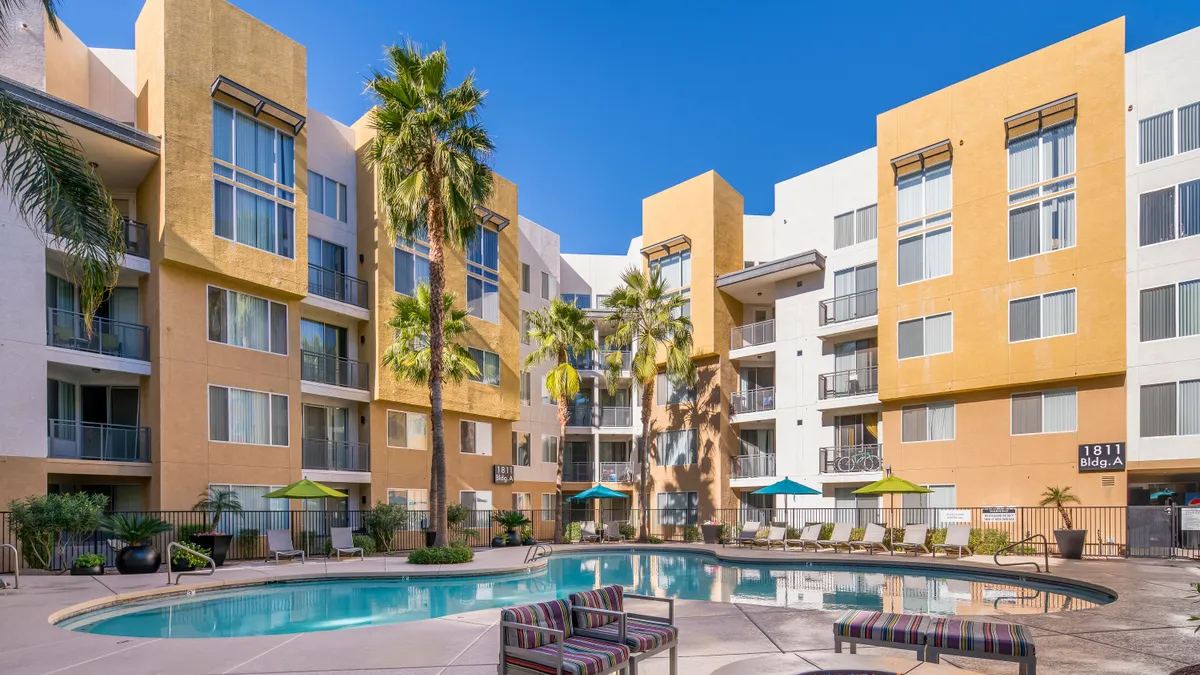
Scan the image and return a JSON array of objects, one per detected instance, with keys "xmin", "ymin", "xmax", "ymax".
[{"xmin": 60, "ymin": 1, "xmax": 1200, "ymax": 254}]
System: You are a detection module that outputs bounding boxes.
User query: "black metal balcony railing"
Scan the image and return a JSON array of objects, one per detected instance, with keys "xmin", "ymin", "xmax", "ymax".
[
  {"xmin": 818, "ymin": 367, "xmax": 879, "ymax": 400},
  {"xmin": 46, "ymin": 308, "xmax": 149, "ymax": 361},
  {"xmin": 819, "ymin": 444, "xmax": 883, "ymax": 474},
  {"xmin": 599, "ymin": 406, "xmax": 632, "ymax": 427},
  {"xmin": 566, "ymin": 404, "xmax": 594, "ymax": 426},
  {"xmin": 46, "ymin": 216, "xmax": 148, "ymax": 259},
  {"xmin": 568, "ymin": 351, "xmax": 597, "ymax": 371},
  {"xmin": 301, "ymin": 350, "xmax": 370, "ymax": 390},
  {"xmin": 599, "ymin": 461, "xmax": 636, "ymax": 483},
  {"xmin": 731, "ymin": 453, "xmax": 776, "ymax": 479},
  {"xmin": 308, "ymin": 264, "xmax": 369, "ymax": 309},
  {"xmin": 731, "ymin": 387, "xmax": 775, "ymax": 414},
  {"xmin": 564, "ymin": 462, "xmax": 593, "ymax": 482},
  {"xmin": 302, "ymin": 438, "xmax": 370, "ymax": 472},
  {"xmin": 819, "ymin": 289, "xmax": 878, "ymax": 326},
  {"xmin": 47, "ymin": 420, "xmax": 150, "ymax": 462},
  {"xmin": 730, "ymin": 318, "xmax": 775, "ymax": 349}
]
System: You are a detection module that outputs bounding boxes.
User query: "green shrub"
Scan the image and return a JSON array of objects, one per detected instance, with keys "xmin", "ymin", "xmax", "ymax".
[
  {"xmin": 322, "ymin": 535, "xmax": 377, "ymax": 556},
  {"xmin": 683, "ymin": 525, "xmax": 700, "ymax": 542},
  {"xmin": 786, "ymin": 526, "xmax": 802, "ymax": 540},
  {"xmin": 446, "ymin": 502, "xmax": 470, "ymax": 527},
  {"xmin": 364, "ymin": 501, "xmax": 409, "ymax": 552},
  {"xmin": 521, "ymin": 525, "xmax": 534, "ymax": 542},
  {"xmin": 718, "ymin": 523, "xmax": 731, "ymax": 541},
  {"xmin": 8, "ymin": 492, "xmax": 108, "ymax": 570},
  {"xmin": 921, "ymin": 527, "xmax": 1009, "ymax": 555},
  {"xmin": 178, "ymin": 523, "xmax": 209, "ymax": 541},
  {"xmin": 73, "ymin": 553, "xmax": 105, "ymax": 568},
  {"xmin": 817, "ymin": 523, "xmax": 835, "ymax": 540},
  {"xmin": 619, "ymin": 522, "xmax": 637, "ymax": 539},
  {"xmin": 563, "ymin": 521, "xmax": 582, "ymax": 542},
  {"xmin": 849, "ymin": 527, "xmax": 864, "ymax": 542},
  {"xmin": 647, "ymin": 536, "xmax": 664, "ymax": 544},
  {"xmin": 172, "ymin": 543, "xmax": 211, "ymax": 568},
  {"xmin": 407, "ymin": 542, "xmax": 474, "ymax": 564},
  {"xmin": 298, "ymin": 530, "xmax": 323, "ymax": 554},
  {"xmin": 234, "ymin": 528, "xmax": 261, "ymax": 557}
]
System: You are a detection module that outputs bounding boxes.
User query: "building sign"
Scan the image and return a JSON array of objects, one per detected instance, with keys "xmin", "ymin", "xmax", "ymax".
[
  {"xmin": 940, "ymin": 509, "xmax": 971, "ymax": 523},
  {"xmin": 492, "ymin": 464, "xmax": 515, "ymax": 485},
  {"xmin": 1182, "ymin": 508, "xmax": 1200, "ymax": 531},
  {"xmin": 982, "ymin": 506, "xmax": 1017, "ymax": 523},
  {"xmin": 1078, "ymin": 443, "xmax": 1125, "ymax": 472}
]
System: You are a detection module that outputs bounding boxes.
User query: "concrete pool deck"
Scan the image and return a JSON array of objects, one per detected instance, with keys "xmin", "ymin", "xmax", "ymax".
[{"xmin": 0, "ymin": 543, "xmax": 1197, "ymax": 674}]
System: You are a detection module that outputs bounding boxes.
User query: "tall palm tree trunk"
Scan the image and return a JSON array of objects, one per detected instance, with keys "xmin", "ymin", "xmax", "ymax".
[
  {"xmin": 427, "ymin": 192, "xmax": 449, "ymax": 548},
  {"xmin": 638, "ymin": 382, "xmax": 653, "ymax": 543},
  {"xmin": 555, "ymin": 396, "xmax": 568, "ymax": 544}
]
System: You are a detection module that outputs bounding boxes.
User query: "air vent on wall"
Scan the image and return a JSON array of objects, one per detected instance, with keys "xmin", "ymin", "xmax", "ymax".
[{"xmin": 1101, "ymin": 476, "xmax": 1116, "ymax": 487}]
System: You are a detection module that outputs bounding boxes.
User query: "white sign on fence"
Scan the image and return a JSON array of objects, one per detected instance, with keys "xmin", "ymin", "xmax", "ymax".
[
  {"xmin": 1181, "ymin": 508, "xmax": 1200, "ymax": 531},
  {"xmin": 982, "ymin": 506, "xmax": 1017, "ymax": 523},
  {"xmin": 940, "ymin": 509, "xmax": 971, "ymax": 523}
]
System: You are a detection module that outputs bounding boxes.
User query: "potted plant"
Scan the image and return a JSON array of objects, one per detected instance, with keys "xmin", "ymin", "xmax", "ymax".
[
  {"xmin": 1040, "ymin": 485, "xmax": 1085, "ymax": 559},
  {"xmin": 101, "ymin": 513, "xmax": 172, "ymax": 574},
  {"xmin": 70, "ymin": 553, "xmax": 105, "ymax": 576},
  {"xmin": 701, "ymin": 519, "xmax": 723, "ymax": 545},
  {"xmin": 493, "ymin": 510, "xmax": 532, "ymax": 547},
  {"xmin": 170, "ymin": 543, "xmax": 211, "ymax": 573},
  {"xmin": 521, "ymin": 525, "xmax": 536, "ymax": 546},
  {"xmin": 190, "ymin": 487, "xmax": 243, "ymax": 566},
  {"xmin": 491, "ymin": 535, "xmax": 507, "ymax": 548}
]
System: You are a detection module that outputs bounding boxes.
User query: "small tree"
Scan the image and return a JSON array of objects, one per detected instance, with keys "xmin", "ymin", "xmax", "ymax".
[
  {"xmin": 192, "ymin": 487, "xmax": 243, "ymax": 533},
  {"xmin": 1039, "ymin": 486, "xmax": 1081, "ymax": 530},
  {"xmin": 7, "ymin": 492, "xmax": 108, "ymax": 571},
  {"xmin": 364, "ymin": 501, "xmax": 409, "ymax": 553}
]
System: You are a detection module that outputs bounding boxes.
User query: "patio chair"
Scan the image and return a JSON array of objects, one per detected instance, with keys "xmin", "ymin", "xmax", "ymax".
[
  {"xmin": 753, "ymin": 525, "xmax": 786, "ymax": 550},
  {"xmin": 329, "ymin": 527, "xmax": 364, "ymax": 561},
  {"xmin": 734, "ymin": 521, "xmax": 761, "ymax": 547},
  {"xmin": 817, "ymin": 522, "xmax": 852, "ymax": 551},
  {"xmin": 571, "ymin": 585, "xmax": 678, "ymax": 675},
  {"xmin": 786, "ymin": 524, "xmax": 821, "ymax": 551},
  {"xmin": 580, "ymin": 521, "xmax": 601, "ymax": 543},
  {"xmin": 500, "ymin": 598, "xmax": 632, "ymax": 675},
  {"xmin": 266, "ymin": 529, "xmax": 306, "ymax": 564},
  {"xmin": 892, "ymin": 524, "xmax": 930, "ymax": 556},
  {"xmin": 850, "ymin": 523, "xmax": 890, "ymax": 554},
  {"xmin": 933, "ymin": 524, "xmax": 973, "ymax": 558},
  {"xmin": 603, "ymin": 521, "xmax": 626, "ymax": 543}
]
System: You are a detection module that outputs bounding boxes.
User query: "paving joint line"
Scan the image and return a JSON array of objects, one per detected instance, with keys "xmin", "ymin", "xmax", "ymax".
[
  {"xmin": 437, "ymin": 616, "xmax": 500, "ymax": 673},
  {"xmin": 40, "ymin": 638, "xmax": 160, "ymax": 675},
  {"xmin": 222, "ymin": 633, "xmax": 305, "ymax": 674},
  {"xmin": 733, "ymin": 602, "xmax": 786, "ymax": 653}
]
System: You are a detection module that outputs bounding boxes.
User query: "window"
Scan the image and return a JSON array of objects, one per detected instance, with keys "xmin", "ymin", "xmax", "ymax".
[
  {"xmin": 656, "ymin": 492, "xmax": 698, "ymax": 526},
  {"xmin": 897, "ymin": 313, "xmax": 952, "ymax": 359},
  {"xmin": 521, "ymin": 263, "xmax": 531, "ymax": 293},
  {"xmin": 1139, "ymin": 180, "xmax": 1200, "ymax": 247},
  {"xmin": 1011, "ymin": 389, "xmax": 1077, "ymax": 435},
  {"xmin": 1140, "ymin": 280, "xmax": 1200, "ymax": 342},
  {"xmin": 541, "ymin": 272, "xmax": 550, "ymax": 300},
  {"xmin": 896, "ymin": 159, "xmax": 951, "ymax": 226},
  {"xmin": 1008, "ymin": 121, "xmax": 1075, "ymax": 192},
  {"xmin": 207, "ymin": 286, "xmax": 287, "ymax": 354},
  {"xmin": 1183, "ymin": 102, "xmax": 1200, "ymax": 154},
  {"xmin": 212, "ymin": 102, "xmax": 295, "ymax": 258},
  {"xmin": 560, "ymin": 293, "xmax": 591, "ymax": 309},
  {"xmin": 1009, "ymin": 289, "xmax": 1076, "ymax": 342},
  {"xmin": 387, "ymin": 488, "xmax": 429, "ymax": 529},
  {"xmin": 306, "ymin": 170, "xmax": 348, "ymax": 222},
  {"xmin": 649, "ymin": 249, "xmax": 691, "ymax": 291},
  {"xmin": 833, "ymin": 204, "xmax": 879, "ymax": 249},
  {"xmin": 656, "ymin": 428, "xmax": 697, "ymax": 466},
  {"xmin": 512, "ymin": 492, "xmax": 532, "ymax": 511},
  {"xmin": 1140, "ymin": 110, "xmax": 1175, "ymax": 164},
  {"xmin": 520, "ymin": 310, "xmax": 531, "ymax": 345},
  {"xmin": 1006, "ymin": 118, "xmax": 1077, "ymax": 259},
  {"xmin": 386, "ymin": 410, "xmax": 427, "ymax": 449},
  {"xmin": 459, "ymin": 420, "xmax": 493, "ymax": 455},
  {"xmin": 1009, "ymin": 194, "xmax": 1075, "ymax": 260},
  {"xmin": 512, "ymin": 431, "xmax": 531, "ymax": 467},
  {"xmin": 459, "ymin": 490, "xmax": 493, "ymax": 528},
  {"xmin": 468, "ymin": 348, "xmax": 501, "ymax": 386},
  {"xmin": 394, "ymin": 229, "xmax": 431, "ymax": 296},
  {"xmin": 897, "ymin": 225, "xmax": 952, "ymax": 284},
  {"xmin": 208, "ymin": 385, "xmax": 288, "ymax": 446},
  {"xmin": 520, "ymin": 371, "xmax": 532, "ymax": 405},
  {"xmin": 541, "ymin": 493, "xmax": 556, "ymax": 520},
  {"xmin": 466, "ymin": 225, "xmax": 500, "ymax": 323},
  {"xmin": 207, "ymin": 484, "xmax": 288, "ymax": 534},
  {"xmin": 901, "ymin": 402, "xmax": 955, "ymax": 442},
  {"xmin": 1142, "ymin": 381, "xmax": 1200, "ymax": 437},
  {"xmin": 656, "ymin": 371, "xmax": 695, "ymax": 405},
  {"xmin": 542, "ymin": 435, "xmax": 559, "ymax": 463}
]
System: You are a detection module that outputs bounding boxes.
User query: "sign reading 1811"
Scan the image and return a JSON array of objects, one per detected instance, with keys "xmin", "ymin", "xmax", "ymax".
[{"xmin": 1078, "ymin": 443, "xmax": 1125, "ymax": 472}]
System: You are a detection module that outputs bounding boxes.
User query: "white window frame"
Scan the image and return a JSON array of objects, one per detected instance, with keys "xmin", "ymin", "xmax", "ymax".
[
  {"xmin": 655, "ymin": 491, "xmax": 698, "ymax": 526},
  {"xmin": 541, "ymin": 493, "xmax": 557, "ymax": 520},
  {"xmin": 1006, "ymin": 120, "xmax": 1076, "ymax": 194},
  {"xmin": 1139, "ymin": 279, "xmax": 1200, "ymax": 343},
  {"xmin": 212, "ymin": 102, "xmax": 295, "ymax": 259},
  {"xmin": 541, "ymin": 271, "xmax": 551, "ymax": 300},
  {"xmin": 649, "ymin": 248, "xmax": 692, "ymax": 292},
  {"xmin": 466, "ymin": 224, "xmax": 501, "ymax": 323},
  {"xmin": 655, "ymin": 428, "xmax": 697, "ymax": 467},
  {"xmin": 512, "ymin": 430, "xmax": 532, "ymax": 467},
  {"xmin": 1007, "ymin": 193, "xmax": 1077, "ymax": 261},
  {"xmin": 1138, "ymin": 102, "xmax": 1200, "ymax": 165},
  {"xmin": 541, "ymin": 435, "xmax": 559, "ymax": 463},
  {"xmin": 206, "ymin": 284, "xmax": 288, "ymax": 356},
  {"xmin": 394, "ymin": 230, "xmax": 431, "ymax": 296},
  {"xmin": 833, "ymin": 203, "xmax": 879, "ymax": 250},
  {"xmin": 900, "ymin": 401, "xmax": 956, "ymax": 443},
  {"xmin": 895, "ymin": 161, "xmax": 952, "ymax": 229},
  {"xmin": 897, "ymin": 225, "xmax": 952, "ymax": 285},
  {"xmin": 386, "ymin": 410, "xmax": 428, "ymax": 450},
  {"xmin": 896, "ymin": 312, "xmax": 953, "ymax": 360},
  {"xmin": 468, "ymin": 347, "xmax": 501, "ymax": 386},
  {"xmin": 1138, "ymin": 180, "xmax": 1200, "ymax": 248},
  {"xmin": 1010, "ymin": 388, "xmax": 1078, "ymax": 436},
  {"xmin": 520, "ymin": 370, "xmax": 532, "ymax": 405},
  {"xmin": 459, "ymin": 419, "xmax": 493, "ymax": 456},
  {"xmin": 1008, "ymin": 288, "xmax": 1077, "ymax": 343},
  {"xmin": 207, "ymin": 384, "xmax": 289, "ymax": 447},
  {"xmin": 306, "ymin": 169, "xmax": 348, "ymax": 222}
]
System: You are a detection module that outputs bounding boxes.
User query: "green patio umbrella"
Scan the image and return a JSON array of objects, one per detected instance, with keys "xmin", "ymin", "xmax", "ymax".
[
  {"xmin": 853, "ymin": 474, "xmax": 932, "ymax": 555},
  {"xmin": 264, "ymin": 479, "xmax": 348, "ymax": 499}
]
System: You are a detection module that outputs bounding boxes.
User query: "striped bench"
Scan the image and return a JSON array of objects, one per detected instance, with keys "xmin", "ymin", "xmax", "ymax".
[
  {"xmin": 925, "ymin": 617, "xmax": 1037, "ymax": 675},
  {"xmin": 500, "ymin": 598, "xmax": 631, "ymax": 675},
  {"xmin": 833, "ymin": 610, "xmax": 928, "ymax": 660},
  {"xmin": 570, "ymin": 586, "xmax": 679, "ymax": 675}
]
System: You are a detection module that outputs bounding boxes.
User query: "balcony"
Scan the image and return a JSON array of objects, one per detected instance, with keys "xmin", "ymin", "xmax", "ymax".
[
  {"xmin": 819, "ymin": 444, "xmax": 882, "ymax": 474},
  {"xmin": 731, "ymin": 387, "xmax": 775, "ymax": 414},
  {"xmin": 47, "ymin": 420, "xmax": 150, "ymax": 463},
  {"xmin": 568, "ymin": 351, "xmax": 597, "ymax": 371},
  {"xmin": 598, "ymin": 350, "xmax": 632, "ymax": 372},
  {"xmin": 730, "ymin": 318, "xmax": 775, "ymax": 350},
  {"xmin": 819, "ymin": 289, "xmax": 878, "ymax": 326},
  {"xmin": 46, "ymin": 308, "xmax": 149, "ymax": 362},
  {"xmin": 47, "ymin": 216, "xmax": 148, "ymax": 261},
  {"xmin": 599, "ymin": 406, "xmax": 632, "ymax": 427},
  {"xmin": 731, "ymin": 453, "xmax": 776, "ymax": 479},
  {"xmin": 599, "ymin": 462, "xmax": 636, "ymax": 483},
  {"xmin": 308, "ymin": 264, "xmax": 368, "ymax": 309},
  {"xmin": 566, "ymin": 404, "xmax": 594, "ymax": 427},
  {"xmin": 818, "ymin": 367, "xmax": 878, "ymax": 400},
  {"xmin": 302, "ymin": 438, "xmax": 370, "ymax": 472},
  {"xmin": 301, "ymin": 351, "xmax": 369, "ymax": 391},
  {"xmin": 564, "ymin": 462, "xmax": 593, "ymax": 482}
]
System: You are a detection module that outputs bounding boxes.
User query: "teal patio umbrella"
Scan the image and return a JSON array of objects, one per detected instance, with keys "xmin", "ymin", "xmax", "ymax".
[
  {"xmin": 570, "ymin": 485, "xmax": 630, "ymax": 534},
  {"xmin": 751, "ymin": 477, "xmax": 821, "ymax": 496}
]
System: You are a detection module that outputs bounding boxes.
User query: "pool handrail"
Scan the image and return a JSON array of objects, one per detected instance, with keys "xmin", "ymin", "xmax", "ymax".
[
  {"xmin": 524, "ymin": 542, "xmax": 552, "ymax": 564},
  {"xmin": 994, "ymin": 533, "xmax": 1050, "ymax": 574},
  {"xmin": 0, "ymin": 543, "xmax": 18, "ymax": 589},
  {"xmin": 166, "ymin": 541, "xmax": 216, "ymax": 585}
]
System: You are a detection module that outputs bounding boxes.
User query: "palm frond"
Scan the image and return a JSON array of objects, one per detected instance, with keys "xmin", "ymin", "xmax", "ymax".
[
  {"xmin": 0, "ymin": 0, "xmax": 60, "ymax": 44},
  {"xmin": 383, "ymin": 283, "xmax": 480, "ymax": 385}
]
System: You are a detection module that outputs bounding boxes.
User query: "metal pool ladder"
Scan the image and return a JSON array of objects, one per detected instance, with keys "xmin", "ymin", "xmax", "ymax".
[
  {"xmin": 166, "ymin": 541, "xmax": 216, "ymax": 585},
  {"xmin": 994, "ymin": 533, "xmax": 1050, "ymax": 574},
  {"xmin": 524, "ymin": 543, "xmax": 552, "ymax": 564},
  {"xmin": 0, "ymin": 543, "xmax": 19, "ymax": 589}
]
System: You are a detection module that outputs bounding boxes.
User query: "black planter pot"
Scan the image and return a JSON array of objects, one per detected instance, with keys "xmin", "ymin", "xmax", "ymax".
[
  {"xmin": 116, "ymin": 544, "xmax": 161, "ymax": 574},
  {"xmin": 425, "ymin": 531, "xmax": 437, "ymax": 548},
  {"xmin": 170, "ymin": 559, "xmax": 199, "ymax": 573},
  {"xmin": 69, "ymin": 565, "xmax": 104, "ymax": 576},
  {"xmin": 189, "ymin": 533, "xmax": 231, "ymax": 566},
  {"xmin": 491, "ymin": 536, "xmax": 506, "ymax": 548},
  {"xmin": 507, "ymin": 530, "xmax": 521, "ymax": 546},
  {"xmin": 1054, "ymin": 529, "xmax": 1087, "ymax": 559},
  {"xmin": 522, "ymin": 537, "xmax": 536, "ymax": 546},
  {"xmin": 701, "ymin": 524, "xmax": 722, "ymax": 545}
]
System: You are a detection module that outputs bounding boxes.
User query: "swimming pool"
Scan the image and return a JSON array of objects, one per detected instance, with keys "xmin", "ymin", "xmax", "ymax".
[{"xmin": 58, "ymin": 550, "xmax": 1114, "ymax": 638}]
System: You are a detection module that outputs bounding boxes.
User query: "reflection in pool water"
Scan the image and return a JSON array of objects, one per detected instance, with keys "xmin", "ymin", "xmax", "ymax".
[{"xmin": 59, "ymin": 550, "xmax": 1112, "ymax": 638}]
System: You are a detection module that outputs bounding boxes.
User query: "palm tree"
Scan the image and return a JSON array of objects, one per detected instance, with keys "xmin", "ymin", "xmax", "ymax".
[
  {"xmin": 193, "ymin": 487, "xmax": 243, "ymax": 532},
  {"xmin": 523, "ymin": 298, "xmax": 597, "ymax": 544},
  {"xmin": 1038, "ymin": 486, "xmax": 1082, "ymax": 530},
  {"xmin": 1, "ymin": 0, "xmax": 122, "ymax": 327},
  {"xmin": 601, "ymin": 268, "xmax": 695, "ymax": 542},
  {"xmin": 366, "ymin": 40, "xmax": 494, "ymax": 548}
]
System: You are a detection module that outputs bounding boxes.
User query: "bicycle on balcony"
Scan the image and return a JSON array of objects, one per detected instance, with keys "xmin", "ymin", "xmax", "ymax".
[{"xmin": 834, "ymin": 447, "xmax": 882, "ymax": 473}]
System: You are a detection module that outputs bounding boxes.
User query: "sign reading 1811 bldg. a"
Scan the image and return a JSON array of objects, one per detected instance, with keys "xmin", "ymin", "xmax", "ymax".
[
  {"xmin": 1078, "ymin": 443, "xmax": 1125, "ymax": 472},
  {"xmin": 493, "ymin": 465, "xmax": 515, "ymax": 484}
]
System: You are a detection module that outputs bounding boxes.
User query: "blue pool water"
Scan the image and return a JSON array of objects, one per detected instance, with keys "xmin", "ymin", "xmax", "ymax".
[{"xmin": 59, "ymin": 551, "xmax": 1113, "ymax": 638}]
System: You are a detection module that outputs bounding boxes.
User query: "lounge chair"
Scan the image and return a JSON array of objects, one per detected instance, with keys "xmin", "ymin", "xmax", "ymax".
[
  {"xmin": 570, "ymin": 585, "xmax": 678, "ymax": 675},
  {"xmin": 754, "ymin": 525, "xmax": 786, "ymax": 550},
  {"xmin": 933, "ymin": 524, "xmax": 973, "ymax": 558},
  {"xmin": 329, "ymin": 527, "xmax": 364, "ymax": 561},
  {"xmin": 580, "ymin": 521, "xmax": 601, "ymax": 543},
  {"xmin": 786, "ymin": 524, "xmax": 821, "ymax": 551},
  {"xmin": 734, "ymin": 521, "xmax": 761, "ymax": 547},
  {"xmin": 850, "ymin": 523, "xmax": 890, "ymax": 554},
  {"xmin": 603, "ymin": 521, "xmax": 626, "ymax": 543},
  {"xmin": 892, "ymin": 524, "xmax": 930, "ymax": 556},
  {"xmin": 500, "ymin": 598, "xmax": 632, "ymax": 675},
  {"xmin": 266, "ymin": 529, "xmax": 306, "ymax": 564},
  {"xmin": 818, "ymin": 523, "xmax": 852, "ymax": 551}
]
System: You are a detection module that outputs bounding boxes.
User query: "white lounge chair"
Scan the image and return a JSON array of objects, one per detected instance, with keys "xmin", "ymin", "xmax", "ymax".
[
  {"xmin": 579, "ymin": 521, "xmax": 601, "ymax": 543},
  {"xmin": 851, "ymin": 523, "xmax": 890, "ymax": 554},
  {"xmin": 733, "ymin": 521, "xmax": 761, "ymax": 547},
  {"xmin": 786, "ymin": 524, "xmax": 821, "ymax": 551},
  {"xmin": 329, "ymin": 527, "xmax": 364, "ymax": 561},
  {"xmin": 754, "ymin": 525, "xmax": 786, "ymax": 550},
  {"xmin": 267, "ymin": 529, "xmax": 306, "ymax": 564},
  {"xmin": 602, "ymin": 521, "xmax": 626, "ymax": 543},
  {"xmin": 933, "ymin": 524, "xmax": 973, "ymax": 558},
  {"xmin": 892, "ymin": 524, "xmax": 930, "ymax": 555},
  {"xmin": 817, "ymin": 522, "xmax": 852, "ymax": 551}
]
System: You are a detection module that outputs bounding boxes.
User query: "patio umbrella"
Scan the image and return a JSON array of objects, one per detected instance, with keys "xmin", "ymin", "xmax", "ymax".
[
  {"xmin": 264, "ymin": 479, "xmax": 348, "ymax": 499},
  {"xmin": 853, "ymin": 474, "xmax": 932, "ymax": 555},
  {"xmin": 570, "ymin": 485, "xmax": 629, "ymax": 532},
  {"xmin": 751, "ymin": 477, "xmax": 820, "ymax": 496}
]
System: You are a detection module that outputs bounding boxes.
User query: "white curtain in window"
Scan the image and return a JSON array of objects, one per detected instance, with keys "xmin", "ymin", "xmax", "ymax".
[
  {"xmin": 679, "ymin": 249, "xmax": 691, "ymax": 287},
  {"xmin": 1141, "ymin": 382, "xmax": 1177, "ymax": 437},
  {"xmin": 229, "ymin": 388, "xmax": 270, "ymax": 445},
  {"xmin": 897, "ymin": 174, "xmax": 923, "ymax": 223},
  {"xmin": 924, "ymin": 164, "xmax": 952, "ymax": 215},
  {"xmin": 856, "ymin": 204, "xmax": 878, "ymax": 243},
  {"xmin": 658, "ymin": 253, "xmax": 681, "ymax": 289},
  {"xmin": 1042, "ymin": 123, "xmax": 1075, "ymax": 180},
  {"xmin": 902, "ymin": 406, "xmax": 927, "ymax": 442},
  {"xmin": 235, "ymin": 113, "xmax": 258, "ymax": 173},
  {"xmin": 1043, "ymin": 389, "xmax": 1077, "ymax": 433},
  {"xmin": 898, "ymin": 235, "xmax": 924, "ymax": 285},
  {"xmin": 235, "ymin": 190, "xmax": 258, "ymax": 248},
  {"xmin": 1181, "ymin": 380, "xmax": 1200, "ymax": 436},
  {"xmin": 229, "ymin": 291, "xmax": 269, "ymax": 351},
  {"xmin": 834, "ymin": 212, "xmax": 855, "ymax": 249},
  {"xmin": 1180, "ymin": 280, "xmax": 1200, "ymax": 337},
  {"xmin": 928, "ymin": 402, "xmax": 955, "ymax": 440},
  {"xmin": 1042, "ymin": 290, "xmax": 1076, "ymax": 337},
  {"xmin": 308, "ymin": 170, "xmax": 324, "ymax": 213},
  {"xmin": 924, "ymin": 313, "xmax": 953, "ymax": 355},
  {"xmin": 1042, "ymin": 193, "xmax": 1075, "ymax": 252},
  {"xmin": 1008, "ymin": 135, "xmax": 1039, "ymax": 190},
  {"xmin": 924, "ymin": 227, "xmax": 952, "ymax": 278},
  {"xmin": 1011, "ymin": 393, "xmax": 1043, "ymax": 434},
  {"xmin": 658, "ymin": 429, "xmax": 694, "ymax": 466},
  {"xmin": 1009, "ymin": 204, "xmax": 1040, "ymax": 260}
]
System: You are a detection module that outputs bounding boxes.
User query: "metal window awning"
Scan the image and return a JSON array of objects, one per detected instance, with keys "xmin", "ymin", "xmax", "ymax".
[
  {"xmin": 474, "ymin": 204, "xmax": 510, "ymax": 230},
  {"xmin": 640, "ymin": 234, "xmax": 691, "ymax": 258},
  {"xmin": 211, "ymin": 76, "xmax": 306, "ymax": 133},
  {"xmin": 891, "ymin": 140, "xmax": 952, "ymax": 179},
  {"xmin": 1005, "ymin": 95, "xmax": 1077, "ymax": 142}
]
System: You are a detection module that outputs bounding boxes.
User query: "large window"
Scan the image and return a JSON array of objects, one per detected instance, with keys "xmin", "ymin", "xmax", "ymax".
[
  {"xmin": 896, "ymin": 160, "xmax": 951, "ymax": 227},
  {"xmin": 1141, "ymin": 380, "xmax": 1200, "ymax": 437},
  {"xmin": 1007, "ymin": 119, "xmax": 1076, "ymax": 259},
  {"xmin": 387, "ymin": 488, "xmax": 429, "ymax": 529},
  {"xmin": 459, "ymin": 420, "xmax": 493, "ymax": 455},
  {"xmin": 1011, "ymin": 389, "xmax": 1077, "ymax": 435},
  {"xmin": 542, "ymin": 435, "xmax": 559, "ymax": 463},
  {"xmin": 207, "ymin": 484, "xmax": 288, "ymax": 534},
  {"xmin": 560, "ymin": 293, "xmax": 591, "ymax": 309},
  {"xmin": 650, "ymin": 249, "xmax": 691, "ymax": 291},
  {"xmin": 394, "ymin": 229, "xmax": 431, "ymax": 296},
  {"xmin": 901, "ymin": 402, "xmax": 955, "ymax": 442},
  {"xmin": 1139, "ymin": 180, "xmax": 1200, "ymax": 247},
  {"xmin": 833, "ymin": 204, "xmax": 878, "ymax": 249},
  {"xmin": 386, "ymin": 410, "xmax": 427, "ymax": 449},
  {"xmin": 1140, "ymin": 280, "xmax": 1200, "ymax": 342},
  {"xmin": 207, "ymin": 286, "xmax": 287, "ymax": 355},
  {"xmin": 466, "ymin": 225, "xmax": 500, "ymax": 322},
  {"xmin": 1139, "ymin": 103, "xmax": 1200, "ymax": 164},
  {"xmin": 1008, "ymin": 121, "xmax": 1075, "ymax": 192},
  {"xmin": 897, "ymin": 225, "xmax": 952, "ymax": 284},
  {"xmin": 1009, "ymin": 289, "xmax": 1076, "ymax": 342},
  {"xmin": 306, "ymin": 170, "xmax": 348, "ymax": 222},
  {"xmin": 897, "ymin": 313, "xmax": 952, "ymax": 359},
  {"xmin": 656, "ymin": 428, "xmax": 697, "ymax": 466},
  {"xmin": 459, "ymin": 490, "xmax": 493, "ymax": 527},
  {"xmin": 512, "ymin": 431, "xmax": 531, "ymax": 467},
  {"xmin": 212, "ymin": 102, "xmax": 295, "ymax": 258},
  {"xmin": 208, "ymin": 385, "xmax": 288, "ymax": 446},
  {"xmin": 468, "ymin": 347, "xmax": 500, "ymax": 386},
  {"xmin": 1008, "ymin": 194, "xmax": 1075, "ymax": 260},
  {"xmin": 656, "ymin": 371, "xmax": 696, "ymax": 405},
  {"xmin": 656, "ymin": 492, "xmax": 698, "ymax": 526}
]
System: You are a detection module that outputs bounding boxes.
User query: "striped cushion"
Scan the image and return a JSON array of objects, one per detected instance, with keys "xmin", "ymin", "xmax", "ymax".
[
  {"xmin": 587, "ymin": 619, "xmax": 678, "ymax": 652},
  {"xmin": 569, "ymin": 586, "xmax": 624, "ymax": 629},
  {"xmin": 926, "ymin": 618, "xmax": 1035, "ymax": 657},
  {"xmin": 833, "ymin": 610, "xmax": 926, "ymax": 645},
  {"xmin": 504, "ymin": 636, "xmax": 630, "ymax": 675},
  {"xmin": 502, "ymin": 599, "xmax": 573, "ymax": 649}
]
